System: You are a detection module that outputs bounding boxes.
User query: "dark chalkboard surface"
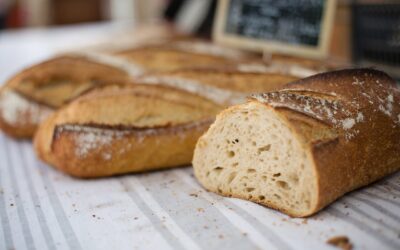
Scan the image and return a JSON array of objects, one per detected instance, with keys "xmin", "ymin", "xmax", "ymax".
[{"xmin": 213, "ymin": 0, "xmax": 336, "ymax": 59}]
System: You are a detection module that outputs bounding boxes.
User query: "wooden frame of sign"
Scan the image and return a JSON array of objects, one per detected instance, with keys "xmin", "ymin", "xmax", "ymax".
[{"xmin": 213, "ymin": 0, "xmax": 337, "ymax": 59}]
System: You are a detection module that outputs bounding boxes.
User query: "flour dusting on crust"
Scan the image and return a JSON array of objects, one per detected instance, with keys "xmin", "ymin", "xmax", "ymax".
[
  {"xmin": 57, "ymin": 125, "xmax": 128, "ymax": 159},
  {"xmin": 252, "ymin": 70, "xmax": 400, "ymax": 141},
  {"xmin": 139, "ymin": 75, "xmax": 245, "ymax": 105},
  {"xmin": 58, "ymin": 119, "xmax": 213, "ymax": 160},
  {"xmin": 0, "ymin": 90, "xmax": 53, "ymax": 125}
]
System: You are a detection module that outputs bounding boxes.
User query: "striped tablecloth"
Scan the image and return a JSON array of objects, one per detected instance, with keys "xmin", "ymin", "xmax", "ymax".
[
  {"xmin": 0, "ymin": 23, "xmax": 399, "ymax": 250},
  {"xmin": 1, "ymin": 135, "xmax": 399, "ymax": 250}
]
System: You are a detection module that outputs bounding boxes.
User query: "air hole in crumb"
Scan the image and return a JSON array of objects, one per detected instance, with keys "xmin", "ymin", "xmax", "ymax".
[
  {"xmin": 257, "ymin": 144, "xmax": 271, "ymax": 154},
  {"xmin": 213, "ymin": 166, "xmax": 223, "ymax": 174},
  {"xmin": 228, "ymin": 172, "xmax": 237, "ymax": 184},
  {"xmin": 251, "ymin": 141, "xmax": 256, "ymax": 146},
  {"xmin": 246, "ymin": 187, "xmax": 255, "ymax": 192},
  {"xmin": 247, "ymin": 169, "xmax": 256, "ymax": 173},
  {"xmin": 273, "ymin": 156, "xmax": 279, "ymax": 160},
  {"xmin": 217, "ymin": 188, "xmax": 222, "ymax": 193},
  {"xmin": 248, "ymin": 195, "xmax": 253, "ymax": 199},
  {"xmin": 259, "ymin": 195, "xmax": 265, "ymax": 200},
  {"xmin": 261, "ymin": 176, "xmax": 267, "ymax": 181},
  {"xmin": 273, "ymin": 173, "xmax": 281, "ymax": 177},
  {"xmin": 232, "ymin": 162, "xmax": 238, "ymax": 167},
  {"xmin": 206, "ymin": 171, "xmax": 210, "ymax": 177},
  {"xmin": 300, "ymin": 164, "xmax": 305, "ymax": 170},
  {"xmin": 274, "ymin": 194, "xmax": 281, "ymax": 199},
  {"xmin": 232, "ymin": 139, "xmax": 239, "ymax": 144},
  {"xmin": 276, "ymin": 181, "xmax": 290, "ymax": 190},
  {"xmin": 227, "ymin": 151, "xmax": 235, "ymax": 158}
]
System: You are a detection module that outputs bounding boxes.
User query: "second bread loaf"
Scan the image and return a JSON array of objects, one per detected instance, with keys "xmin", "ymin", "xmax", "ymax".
[{"xmin": 34, "ymin": 84, "xmax": 222, "ymax": 177}]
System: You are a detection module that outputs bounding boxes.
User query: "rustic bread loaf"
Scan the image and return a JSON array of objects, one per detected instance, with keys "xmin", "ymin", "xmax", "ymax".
[
  {"xmin": 192, "ymin": 68, "xmax": 400, "ymax": 217},
  {"xmin": 34, "ymin": 84, "xmax": 223, "ymax": 177}
]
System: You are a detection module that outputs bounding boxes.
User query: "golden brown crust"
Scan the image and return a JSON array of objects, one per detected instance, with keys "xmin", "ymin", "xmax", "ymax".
[
  {"xmin": 138, "ymin": 66, "xmax": 300, "ymax": 94},
  {"xmin": 7, "ymin": 55, "xmax": 129, "ymax": 93},
  {"xmin": 270, "ymin": 54, "xmax": 349, "ymax": 70},
  {"xmin": 115, "ymin": 41, "xmax": 253, "ymax": 73},
  {"xmin": 48, "ymin": 120, "xmax": 213, "ymax": 178},
  {"xmin": 252, "ymin": 68, "xmax": 400, "ymax": 216}
]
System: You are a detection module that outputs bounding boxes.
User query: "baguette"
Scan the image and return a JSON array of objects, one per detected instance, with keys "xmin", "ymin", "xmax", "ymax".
[
  {"xmin": 192, "ymin": 68, "xmax": 400, "ymax": 217},
  {"xmin": 0, "ymin": 41, "xmax": 252, "ymax": 139},
  {"xmin": 33, "ymin": 63, "xmax": 307, "ymax": 177},
  {"xmin": 34, "ymin": 84, "xmax": 223, "ymax": 177}
]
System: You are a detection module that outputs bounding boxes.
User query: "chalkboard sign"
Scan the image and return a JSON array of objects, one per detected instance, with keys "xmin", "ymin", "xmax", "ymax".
[{"xmin": 213, "ymin": 0, "xmax": 336, "ymax": 59}]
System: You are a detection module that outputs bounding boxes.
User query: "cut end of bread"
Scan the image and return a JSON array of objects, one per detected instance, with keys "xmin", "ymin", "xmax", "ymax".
[
  {"xmin": 193, "ymin": 101, "xmax": 317, "ymax": 217},
  {"xmin": 0, "ymin": 89, "xmax": 54, "ymax": 138}
]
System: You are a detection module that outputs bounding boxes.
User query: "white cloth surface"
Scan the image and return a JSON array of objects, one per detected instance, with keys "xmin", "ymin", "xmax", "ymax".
[{"xmin": 0, "ymin": 23, "xmax": 399, "ymax": 250}]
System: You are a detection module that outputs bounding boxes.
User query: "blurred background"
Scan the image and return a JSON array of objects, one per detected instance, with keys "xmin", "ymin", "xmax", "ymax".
[
  {"xmin": 0, "ymin": 0, "xmax": 399, "ymax": 78},
  {"xmin": 0, "ymin": 0, "xmax": 215, "ymax": 35}
]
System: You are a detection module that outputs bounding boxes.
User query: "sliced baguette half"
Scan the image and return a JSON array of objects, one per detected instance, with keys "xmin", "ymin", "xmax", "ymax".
[{"xmin": 193, "ymin": 68, "xmax": 400, "ymax": 217}]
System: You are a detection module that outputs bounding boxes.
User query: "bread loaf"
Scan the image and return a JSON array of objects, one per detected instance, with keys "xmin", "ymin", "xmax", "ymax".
[
  {"xmin": 192, "ymin": 68, "xmax": 400, "ymax": 217},
  {"xmin": 34, "ymin": 84, "xmax": 223, "ymax": 177}
]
